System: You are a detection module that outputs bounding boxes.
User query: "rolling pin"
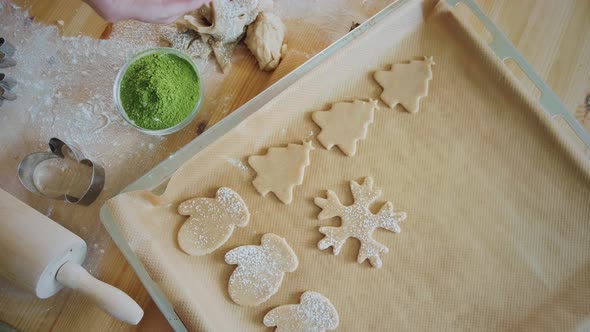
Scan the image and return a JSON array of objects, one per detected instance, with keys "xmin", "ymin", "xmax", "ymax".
[{"xmin": 0, "ymin": 188, "xmax": 144, "ymax": 325}]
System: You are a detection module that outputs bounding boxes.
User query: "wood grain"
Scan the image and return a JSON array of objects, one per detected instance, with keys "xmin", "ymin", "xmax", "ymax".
[{"xmin": 2, "ymin": 0, "xmax": 589, "ymax": 331}]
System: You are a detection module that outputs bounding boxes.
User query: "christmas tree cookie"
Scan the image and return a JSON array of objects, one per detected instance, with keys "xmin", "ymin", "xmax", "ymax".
[
  {"xmin": 248, "ymin": 141, "xmax": 314, "ymax": 204},
  {"xmin": 374, "ymin": 56, "xmax": 435, "ymax": 113},
  {"xmin": 312, "ymin": 99, "xmax": 378, "ymax": 157}
]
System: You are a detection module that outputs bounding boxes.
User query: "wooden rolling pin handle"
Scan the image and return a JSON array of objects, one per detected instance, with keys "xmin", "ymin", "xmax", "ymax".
[{"xmin": 56, "ymin": 262, "xmax": 144, "ymax": 325}]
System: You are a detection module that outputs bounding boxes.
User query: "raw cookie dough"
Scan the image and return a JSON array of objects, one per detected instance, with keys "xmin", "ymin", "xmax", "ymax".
[
  {"xmin": 179, "ymin": 0, "xmax": 260, "ymax": 72},
  {"xmin": 225, "ymin": 233, "xmax": 298, "ymax": 306},
  {"xmin": 248, "ymin": 141, "xmax": 314, "ymax": 204},
  {"xmin": 177, "ymin": 187, "xmax": 250, "ymax": 256},
  {"xmin": 312, "ymin": 99, "xmax": 378, "ymax": 157},
  {"xmin": 158, "ymin": 25, "xmax": 212, "ymax": 59},
  {"xmin": 374, "ymin": 56, "xmax": 435, "ymax": 113},
  {"xmin": 245, "ymin": 12, "xmax": 286, "ymax": 71},
  {"xmin": 181, "ymin": 0, "xmax": 260, "ymax": 43},
  {"xmin": 263, "ymin": 291, "xmax": 339, "ymax": 332},
  {"xmin": 314, "ymin": 177, "xmax": 407, "ymax": 268}
]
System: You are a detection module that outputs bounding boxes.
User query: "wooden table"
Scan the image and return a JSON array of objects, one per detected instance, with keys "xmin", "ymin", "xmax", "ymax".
[{"xmin": 2, "ymin": 0, "xmax": 589, "ymax": 331}]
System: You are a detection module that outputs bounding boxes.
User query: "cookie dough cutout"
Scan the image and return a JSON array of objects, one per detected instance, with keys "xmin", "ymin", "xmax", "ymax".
[
  {"xmin": 263, "ymin": 291, "xmax": 339, "ymax": 332},
  {"xmin": 374, "ymin": 56, "xmax": 435, "ymax": 113},
  {"xmin": 177, "ymin": 187, "xmax": 250, "ymax": 256},
  {"xmin": 312, "ymin": 99, "xmax": 378, "ymax": 157},
  {"xmin": 248, "ymin": 141, "xmax": 314, "ymax": 204},
  {"xmin": 315, "ymin": 177, "xmax": 407, "ymax": 268},
  {"xmin": 225, "ymin": 233, "xmax": 298, "ymax": 306}
]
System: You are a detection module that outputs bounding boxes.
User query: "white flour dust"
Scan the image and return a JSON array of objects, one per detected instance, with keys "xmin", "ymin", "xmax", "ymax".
[
  {"xmin": 0, "ymin": 7, "xmax": 219, "ymax": 174},
  {"xmin": 0, "ymin": 0, "xmax": 392, "ymax": 314},
  {"xmin": 223, "ymin": 156, "xmax": 252, "ymax": 174}
]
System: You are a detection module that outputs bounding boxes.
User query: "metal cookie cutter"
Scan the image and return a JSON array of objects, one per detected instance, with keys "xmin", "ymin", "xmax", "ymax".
[
  {"xmin": 0, "ymin": 73, "xmax": 17, "ymax": 106},
  {"xmin": 0, "ymin": 37, "xmax": 16, "ymax": 107},
  {"xmin": 0, "ymin": 73, "xmax": 16, "ymax": 90},
  {"xmin": 17, "ymin": 138, "xmax": 105, "ymax": 205},
  {"xmin": 0, "ymin": 84, "xmax": 16, "ymax": 101},
  {"xmin": 0, "ymin": 37, "xmax": 16, "ymax": 68}
]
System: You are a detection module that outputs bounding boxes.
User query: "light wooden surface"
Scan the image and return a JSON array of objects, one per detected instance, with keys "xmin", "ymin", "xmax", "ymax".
[{"xmin": 1, "ymin": 0, "xmax": 589, "ymax": 331}]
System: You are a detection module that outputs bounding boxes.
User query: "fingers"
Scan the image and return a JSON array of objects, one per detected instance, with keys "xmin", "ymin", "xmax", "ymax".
[
  {"xmin": 85, "ymin": 0, "xmax": 212, "ymax": 24},
  {"xmin": 129, "ymin": 0, "xmax": 212, "ymax": 24}
]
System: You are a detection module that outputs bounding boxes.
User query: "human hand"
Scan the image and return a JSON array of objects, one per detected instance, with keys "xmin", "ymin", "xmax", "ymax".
[{"xmin": 84, "ymin": 0, "xmax": 211, "ymax": 24}]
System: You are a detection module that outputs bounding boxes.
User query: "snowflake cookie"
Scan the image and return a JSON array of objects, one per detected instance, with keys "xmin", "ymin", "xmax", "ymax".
[
  {"xmin": 263, "ymin": 291, "xmax": 339, "ymax": 332},
  {"xmin": 177, "ymin": 187, "xmax": 250, "ymax": 256},
  {"xmin": 248, "ymin": 141, "xmax": 314, "ymax": 204},
  {"xmin": 374, "ymin": 56, "xmax": 435, "ymax": 113},
  {"xmin": 225, "ymin": 233, "xmax": 298, "ymax": 306},
  {"xmin": 312, "ymin": 99, "xmax": 378, "ymax": 157},
  {"xmin": 314, "ymin": 177, "xmax": 407, "ymax": 268}
]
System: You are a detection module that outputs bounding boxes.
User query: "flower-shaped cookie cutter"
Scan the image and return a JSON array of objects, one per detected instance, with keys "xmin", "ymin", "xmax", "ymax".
[{"xmin": 17, "ymin": 138, "xmax": 105, "ymax": 205}]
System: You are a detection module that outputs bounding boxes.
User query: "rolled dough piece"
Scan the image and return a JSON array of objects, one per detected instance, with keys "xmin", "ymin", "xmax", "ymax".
[
  {"xmin": 263, "ymin": 291, "xmax": 339, "ymax": 332},
  {"xmin": 180, "ymin": 0, "xmax": 259, "ymax": 43},
  {"xmin": 248, "ymin": 141, "xmax": 314, "ymax": 204},
  {"xmin": 374, "ymin": 56, "xmax": 435, "ymax": 113},
  {"xmin": 245, "ymin": 12, "xmax": 285, "ymax": 71},
  {"xmin": 158, "ymin": 25, "xmax": 212, "ymax": 59},
  {"xmin": 177, "ymin": 187, "xmax": 250, "ymax": 256},
  {"xmin": 179, "ymin": 0, "xmax": 260, "ymax": 72},
  {"xmin": 209, "ymin": 39, "xmax": 238, "ymax": 73},
  {"xmin": 312, "ymin": 99, "xmax": 378, "ymax": 157},
  {"xmin": 315, "ymin": 177, "xmax": 407, "ymax": 268},
  {"xmin": 225, "ymin": 233, "xmax": 298, "ymax": 306},
  {"xmin": 159, "ymin": 25, "xmax": 194, "ymax": 49}
]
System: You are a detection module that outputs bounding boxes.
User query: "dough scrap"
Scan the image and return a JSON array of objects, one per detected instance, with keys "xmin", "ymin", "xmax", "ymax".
[
  {"xmin": 225, "ymin": 233, "xmax": 298, "ymax": 306},
  {"xmin": 245, "ymin": 12, "xmax": 285, "ymax": 71},
  {"xmin": 163, "ymin": 0, "xmax": 284, "ymax": 73},
  {"xmin": 374, "ymin": 56, "xmax": 435, "ymax": 113},
  {"xmin": 312, "ymin": 99, "xmax": 378, "ymax": 157},
  {"xmin": 158, "ymin": 25, "xmax": 212, "ymax": 59},
  {"xmin": 314, "ymin": 177, "xmax": 407, "ymax": 268},
  {"xmin": 263, "ymin": 291, "xmax": 339, "ymax": 332},
  {"xmin": 248, "ymin": 141, "xmax": 314, "ymax": 204},
  {"xmin": 209, "ymin": 39, "xmax": 238, "ymax": 73},
  {"xmin": 177, "ymin": 187, "xmax": 250, "ymax": 256},
  {"xmin": 159, "ymin": 25, "xmax": 194, "ymax": 49},
  {"xmin": 178, "ymin": 0, "xmax": 260, "ymax": 72},
  {"xmin": 181, "ymin": 0, "xmax": 260, "ymax": 43},
  {"xmin": 187, "ymin": 37, "xmax": 213, "ymax": 59}
]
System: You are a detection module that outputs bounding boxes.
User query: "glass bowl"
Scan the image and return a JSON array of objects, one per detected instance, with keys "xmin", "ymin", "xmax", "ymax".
[{"xmin": 113, "ymin": 48, "xmax": 203, "ymax": 136}]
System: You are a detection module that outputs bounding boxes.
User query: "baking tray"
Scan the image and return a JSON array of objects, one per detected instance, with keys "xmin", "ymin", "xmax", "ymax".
[{"xmin": 100, "ymin": 0, "xmax": 590, "ymax": 330}]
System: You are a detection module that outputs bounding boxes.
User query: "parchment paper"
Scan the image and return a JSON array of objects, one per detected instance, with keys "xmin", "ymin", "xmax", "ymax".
[{"xmin": 107, "ymin": 1, "xmax": 590, "ymax": 330}]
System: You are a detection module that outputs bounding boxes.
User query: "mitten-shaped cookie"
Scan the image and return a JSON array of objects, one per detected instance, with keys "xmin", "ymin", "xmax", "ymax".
[
  {"xmin": 177, "ymin": 187, "xmax": 250, "ymax": 256},
  {"xmin": 263, "ymin": 291, "xmax": 339, "ymax": 332},
  {"xmin": 225, "ymin": 233, "xmax": 298, "ymax": 306}
]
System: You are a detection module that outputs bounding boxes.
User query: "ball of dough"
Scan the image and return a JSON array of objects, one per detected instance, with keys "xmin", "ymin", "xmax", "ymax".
[{"xmin": 245, "ymin": 12, "xmax": 285, "ymax": 71}]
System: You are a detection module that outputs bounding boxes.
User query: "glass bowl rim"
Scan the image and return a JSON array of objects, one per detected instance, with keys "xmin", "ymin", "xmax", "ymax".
[{"xmin": 113, "ymin": 47, "xmax": 203, "ymax": 136}]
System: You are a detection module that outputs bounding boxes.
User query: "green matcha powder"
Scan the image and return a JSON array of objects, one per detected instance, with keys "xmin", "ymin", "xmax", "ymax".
[{"xmin": 120, "ymin": 52, "xmax": 200, "ymax": 130}]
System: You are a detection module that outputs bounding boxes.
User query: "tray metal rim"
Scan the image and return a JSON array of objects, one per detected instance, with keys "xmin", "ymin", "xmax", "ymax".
[
  {"xmin": 99, "ymin": 0, "xmax": 411, "ymax": 329},
  {"xmin": 99, "ymin": 0, "xmax": 587, "ymax": 330}
]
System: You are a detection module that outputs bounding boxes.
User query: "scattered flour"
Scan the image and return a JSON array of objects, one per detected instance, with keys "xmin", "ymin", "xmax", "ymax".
[
  {"xmin": 263, "ymin": 291, "xmax": 339, "ymax": 331},
  {"xmin": 0, "ymin": 0, "xmax": 391, "ymax": 315},
  {"xmin": 223, "ymin": 156, "xmax": 251, "ymax": 173},
  {"xmin": 225, "ymin": 233, "xmax": 298, "ymax": 306}
]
